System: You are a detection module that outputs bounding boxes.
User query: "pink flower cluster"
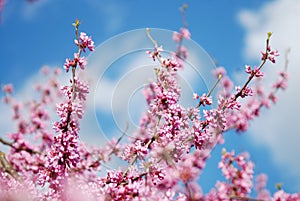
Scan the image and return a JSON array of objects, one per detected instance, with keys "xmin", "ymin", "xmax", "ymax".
[
  {"xmin": 172, "ymin": 27, "xmax": 190, "ymax": 68},
  {"xmin": 1, "ymin": 14, "xmax": 299, "ymax": 201},
  {"xmin": 37, "ymin": 25, "xmax": 94, "ymax": 196},
  {"xmin": 64, "ymin": 53, "xmax": 86, "ymax": 72},
  {"xmin": 75, "ymin": 32, "xmax": 95, "ymax": 52},
  {"xmin": 173, "ymin": 28, "xmax": 191, "ymax": 42},
  {"xmin": 218, "ymin": 150, "xmax": 254, "ymax": 197},
  {"xmin": 261, "ymin": 45, "xmax": 280, "ymax": 63},
  {"xmin": 63, "ymin": 32, "xmax": 94, "ymax": 72}
]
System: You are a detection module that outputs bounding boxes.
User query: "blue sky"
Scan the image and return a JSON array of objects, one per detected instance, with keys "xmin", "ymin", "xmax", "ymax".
[{"xmin": 1, "ymin": 0, "xmax": 300, "ymax": 195}]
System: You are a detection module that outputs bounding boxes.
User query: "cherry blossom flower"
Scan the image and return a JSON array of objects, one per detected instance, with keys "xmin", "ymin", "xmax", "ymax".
[
  {"xmin": 245, "ymin": 65, "xmax": 264, "ymax": 77},
  {"xmin": 180, "ymin": 28, "xmax": 191, "ymax": 40},
  {"xmin": 75, "ymin": 32, "xmax": 95, "ymax": 52},
  {"xmin": 199, "ymin": 93, "xmax": 212, "ymax": 106},
  {"xmin": 172, "ymin": 31, "xmax": 181, "ymax": 42},
  {"xmin": 212, "ymin": 66, "xmax": 227, "ymax": 78},
  {"xmin": 1, "ymin": 13, "xmax": 298, "ymax": 201},
  {"xmin": 192, "ymin": 93, "xmax": 199, "ymax": 100},
  {"xmin": 2, "ymin": 84, "xmax": 13, "ymax": 94}
]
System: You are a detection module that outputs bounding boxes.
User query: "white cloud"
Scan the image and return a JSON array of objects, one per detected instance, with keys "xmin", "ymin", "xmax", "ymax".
[{"xmin": 238, "ymin": 0, "xmax": 300, "ymax": 189}]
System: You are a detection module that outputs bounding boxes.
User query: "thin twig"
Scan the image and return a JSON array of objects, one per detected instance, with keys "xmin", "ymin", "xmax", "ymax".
[
  {"xmin": 108, "ymin": 122, "xmax": 128, "ymax": 156},
  {"xmin": 233, "ymin": 33, "xmax": 271, "ymax": 102},
  {"xmin": 196, "ymin": 74, "xmax": 222, "ymax": 108},
  {"xmin": 87, "ymin": 123, "xmax": 130, "ymax": 170}
]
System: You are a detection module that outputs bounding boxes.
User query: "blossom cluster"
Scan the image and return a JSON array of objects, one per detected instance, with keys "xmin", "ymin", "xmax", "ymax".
[
  {"xmin": 1, "ymin": 7, "xmax": 299, "ymax": 201},
  {"xmin": 38, "ymin": 25, "xmax": 94, "ymax": 195}
]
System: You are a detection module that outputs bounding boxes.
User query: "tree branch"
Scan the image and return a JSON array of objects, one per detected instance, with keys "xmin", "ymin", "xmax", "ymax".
[{"xmin": 0, "ymin": 151, "xmax": 20, "ymax": 180}]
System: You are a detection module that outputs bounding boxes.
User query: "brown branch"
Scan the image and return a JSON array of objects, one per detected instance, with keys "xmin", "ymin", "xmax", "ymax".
[
  {"xmin": 0, "ymin": 151, "xmax": 20, "ymax": 180},
  {"xmin": 0, "ymin": 136, "xmax": 13, "ymax": 146},
  {"xmin": 225, "ymin": 47, "xmax": 290, "ymax": 133},
  {"xmin": 181, "ymin": 4, "xmax": 188, "ymax": 28},
  {"xmin": 233, "ymin": 33, "xmax": 271, "ymax": 102},
  {"xmin": 62, "ymin": 20, "xmax": 83, "ymax": 133},
  {"xmin": 0, "ymin": 137, "xmax": 40, "ymax": 154},
  {"xmin": 229, "ymin": 195, "xmax": 266, "ymax": 201}
]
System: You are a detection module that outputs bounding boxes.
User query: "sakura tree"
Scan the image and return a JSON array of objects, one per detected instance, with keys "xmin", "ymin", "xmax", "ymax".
[{"xmin": 0, "ymin": 4, "xmax": 299, "ymax": 201}]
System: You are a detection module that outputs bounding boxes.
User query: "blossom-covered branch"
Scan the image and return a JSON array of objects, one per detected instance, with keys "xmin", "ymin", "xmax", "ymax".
[
  {"xmin": 37, "ymin": 19, "xmax": 94, "ymax": 196},
  {"xmin": 0, "ymin": 4, "xmax": 299, "ymax": 201}
]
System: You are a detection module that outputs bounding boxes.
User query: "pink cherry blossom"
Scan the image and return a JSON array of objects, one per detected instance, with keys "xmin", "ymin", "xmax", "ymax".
[
  {"xmin": 75, "ymin": 32, "xmax": 95, "ymax": 52},
  {"xmin": 199, "ymin": 93, "xmax": 213, "ymax": 106},
  {"xmin": 0, "ymin": 11, "xmax": 298, "ymax": 201},
  {"xmin": 172, "ymin": 31, "xmax": 181, "ymax": 42},
  {"xmin": 180, "ymin": 28, "xmax": 191, "ymax": 40},
  {"xmin": 192, "ymin": 92, "xmax": 199, "ymax": 100},
  {"xmin": 212, "ymin": 66, "xmax": 227, "ymax": 78},
  {"xmin": 2, "ymin": 83, "xmax": 13, "ymax": 94}
]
